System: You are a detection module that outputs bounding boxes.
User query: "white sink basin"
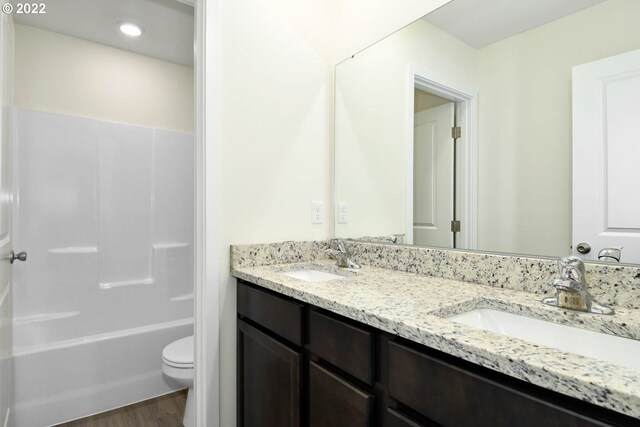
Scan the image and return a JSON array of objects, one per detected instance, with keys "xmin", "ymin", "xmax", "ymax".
[
  {"xmin": 450, "ymin": 308, "xmax": 640, "ymax": 371},
  {"xmin": 280, "ymin": 269, "xmax": 344, "ymax": 282}
]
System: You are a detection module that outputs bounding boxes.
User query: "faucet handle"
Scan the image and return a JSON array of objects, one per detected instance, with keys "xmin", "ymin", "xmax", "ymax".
[
  {"xmin": 598, "ymin": 247, "xmax": 621, "ymax": 262},
  {"xmin": 551, "ymin": 277, "xmax": 571, "ymax": 291},
  {"xmin": 330, "ymin": 238, "xmax": 351, "ymax": 256},
  {"xmin": 558, "ymin": 256, "xmax": 586, "ymax": 283}
]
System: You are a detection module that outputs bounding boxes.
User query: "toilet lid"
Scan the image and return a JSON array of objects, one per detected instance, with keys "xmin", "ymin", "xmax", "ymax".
[{"xmin": 163, "ymin": 335, "xmax": 194, "ymax": 368}]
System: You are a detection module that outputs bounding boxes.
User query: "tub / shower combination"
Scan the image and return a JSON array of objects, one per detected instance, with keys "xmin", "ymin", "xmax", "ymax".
[{"xmin": 11, "ymin": 108, "xmax": 194, "ymax": 427}]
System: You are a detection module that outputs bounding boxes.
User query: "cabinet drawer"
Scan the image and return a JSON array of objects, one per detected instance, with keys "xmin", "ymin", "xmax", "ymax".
[
  {"xmin": 388, "ymin": 341, "xmax": 611, "ymax": 427},
  {"xmin": 308, "ymin": 309, "xmax": 374, "ymax": 385},
  {"xmin": 387, "ymin": 408, "xmax": 425, "ymax": 427},
  {"xmin": 309, "ymin": 361, "xmax": 374, "ymax": 427},
  {"xmin": 237, "ymin": 281, "xmax": 303, "ymax": 346}
]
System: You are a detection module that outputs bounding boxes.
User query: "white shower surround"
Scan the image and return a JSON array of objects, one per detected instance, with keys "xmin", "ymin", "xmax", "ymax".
[{"xmin": 11, "ymin": 108, "xmax": 194, "ymax": 426}]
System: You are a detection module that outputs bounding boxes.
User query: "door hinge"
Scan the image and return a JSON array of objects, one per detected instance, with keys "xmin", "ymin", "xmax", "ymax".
[
  {"xmin": 451, "ymin": 126, "xmax": 461, "ymax": 139},
  {"xmin": 451, "ymin": 220, "xmax": 461, "ymax": 233}
]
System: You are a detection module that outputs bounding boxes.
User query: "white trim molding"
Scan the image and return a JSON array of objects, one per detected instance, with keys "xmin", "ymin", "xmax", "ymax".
[{"xmin": 194, "ymin": 0, "xmax": 221, "ymax": 426}]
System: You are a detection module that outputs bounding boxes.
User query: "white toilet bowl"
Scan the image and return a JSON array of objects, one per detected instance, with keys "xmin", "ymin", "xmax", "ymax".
[{"xmin": 162, "ymin": 335, "xmax": 194, "ymax": 427}]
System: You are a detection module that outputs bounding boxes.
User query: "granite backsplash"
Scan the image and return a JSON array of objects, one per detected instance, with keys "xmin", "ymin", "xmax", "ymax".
[{"xmin": 230, "ymin": 240, "xmax": 640, "ymax": 309}]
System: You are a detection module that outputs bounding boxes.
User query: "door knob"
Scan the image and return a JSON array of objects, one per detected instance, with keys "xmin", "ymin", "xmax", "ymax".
[
  {"xmin": 576, "ymin": 243, "xmax": 591, "ymax": 254},
  {"xmin": 10, "ymin": 250, "xmax": 27, "ymax": 264}
]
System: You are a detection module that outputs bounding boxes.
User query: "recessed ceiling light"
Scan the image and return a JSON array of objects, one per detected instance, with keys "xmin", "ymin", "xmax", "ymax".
[{"xmin": 119, "ymin": 22, "xmax": 143, "ymax": 37}]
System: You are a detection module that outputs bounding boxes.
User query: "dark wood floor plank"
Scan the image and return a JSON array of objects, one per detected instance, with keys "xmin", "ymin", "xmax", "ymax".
[{"xmin": 55, "ymin": 389, "xmax": 187, "ymax": 427}]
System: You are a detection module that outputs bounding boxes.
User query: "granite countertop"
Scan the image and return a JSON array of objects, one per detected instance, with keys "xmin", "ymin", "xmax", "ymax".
[{"xmin": 231, "ymin": 259, "xmax": 640, "ymax": 419}]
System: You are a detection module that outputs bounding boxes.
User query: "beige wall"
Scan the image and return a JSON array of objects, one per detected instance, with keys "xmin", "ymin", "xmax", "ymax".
[
  {"xmin": 476, "ymin": 0, "xmax": 640, "ymax": 256},
  {"xmin": 212, "ymin": 1, "xmax": 451, "ymax": 425},
  {"xmin": 14, "ymin": 24, "xmax": 194, "ymax": 132},
  {"xmin": 216, "ymin": 1, "xmax": 331, "ymax": 425},
  {"xmin": 231, "ymin": 0, "xmax": 451, "ymax": 66},
  {"xmin": 330, "ymin": 0, "xmax": 451, "ymax": 63},
  {"xmin": 415, "ymin": 89, "xmax": 450, "ymax": 113}
]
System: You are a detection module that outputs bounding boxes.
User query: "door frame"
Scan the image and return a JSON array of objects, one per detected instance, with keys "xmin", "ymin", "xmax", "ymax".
[
  {"xmin": 405, "ymin": 64, "xmax": 477, "ymax": 249},
  {"xmin": 194, "ymin": 0, "xmax": 221, "ymax": 426},
  {"xmin": 0, "ymin": 11, "xmax": 13, "ymax": 427}
]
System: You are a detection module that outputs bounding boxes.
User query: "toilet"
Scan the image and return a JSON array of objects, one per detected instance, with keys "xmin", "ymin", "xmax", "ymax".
[{"xmin": 162, "ymin": 336, "xmax": 195, "ymax": 427}]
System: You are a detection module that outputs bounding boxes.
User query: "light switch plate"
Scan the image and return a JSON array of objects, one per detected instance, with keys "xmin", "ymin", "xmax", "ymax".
[{"xmin": 337, "ymin": 201, "xmax": 348, "ymax": 224}]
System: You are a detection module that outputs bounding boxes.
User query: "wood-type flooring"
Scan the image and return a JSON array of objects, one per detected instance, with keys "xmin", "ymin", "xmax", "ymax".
[{"xmin": 54, "ymin": 389, "xmax": 187, "ymax": 427}]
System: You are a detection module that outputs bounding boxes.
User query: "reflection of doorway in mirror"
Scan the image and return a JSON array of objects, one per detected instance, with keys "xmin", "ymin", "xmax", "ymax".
[
  {"xmin": 405, "ymin": 69, "xmax": 476, "ymax": 250},
  {"xmin": 413, "ymin": 91, "xmax": 454, "ymax": 248}
]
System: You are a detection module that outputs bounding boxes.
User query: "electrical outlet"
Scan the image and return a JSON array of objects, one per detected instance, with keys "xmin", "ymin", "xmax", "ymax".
[
  {"xmin": 337, "ymin": 202, "xmax": 348, "ymax": 224},
  {"xmin": 311, "ymin": 201, "xmax": 323, "ymax": 224}
]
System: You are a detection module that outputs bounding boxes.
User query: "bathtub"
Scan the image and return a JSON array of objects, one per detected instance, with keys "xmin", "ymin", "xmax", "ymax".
[
  {"xmin": 11, "ymin": 109, "xmax": 196, "ymax": 426},
  {"xmin": 12, "ymin": 317, "xmax": 193, "ymax": 427}
]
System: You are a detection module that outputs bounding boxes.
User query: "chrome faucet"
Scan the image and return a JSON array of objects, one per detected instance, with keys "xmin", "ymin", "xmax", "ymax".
[
  {"xmin": 385, "ymin": 235, "xmax": 399, "ymax": 244},
  {"xmin": 598, "ymin": 247, "xmax": 621, "ymax": 262},
  {"xmin": 325, "ymin": 239, "xmax": 361, "ymax": 269},
  {"xmin": 542, "ymin": 256, "xmax": 613, "ymax": 315}
]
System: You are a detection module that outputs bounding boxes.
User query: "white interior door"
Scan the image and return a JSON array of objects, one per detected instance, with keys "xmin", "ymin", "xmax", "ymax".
[
  {"xmin": 573, "ymin": 48, "xmax": 640, "ymax": 263},
  {"xmin": 0, "ymin": 12, "xmax": 13, "ymax": 427},
  {"xmin": 413, "ymin": 102, "xmax": 454, "ymax": 247}
]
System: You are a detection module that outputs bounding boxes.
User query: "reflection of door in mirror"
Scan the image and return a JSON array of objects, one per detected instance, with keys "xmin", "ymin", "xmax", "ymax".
[
  {"xmin": 412, "ymin": 91, "xmax": 454, "ymax": 248},
  {"xmin": 573, "ymin": 48, "xmax": 640, "ymax": 264}
]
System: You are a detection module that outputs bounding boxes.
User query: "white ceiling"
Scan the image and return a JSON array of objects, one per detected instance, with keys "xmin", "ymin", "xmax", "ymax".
[
  {"xmin": 423, "ymin": 0, "xmax": 605, "ymax": 49},
  {"xmin": 13, "ymin": 0, "xmax": 194, "ymax": 67}
]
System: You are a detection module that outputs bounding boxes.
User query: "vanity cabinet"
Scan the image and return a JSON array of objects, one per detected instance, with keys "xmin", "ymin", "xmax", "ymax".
[
  {"xmin": 238, "ymin": 280, "xmax": 377, "ymax": 427},
  {"xmin": 237, "ymin": 279, "xmax": 639, "ymax": 427}
]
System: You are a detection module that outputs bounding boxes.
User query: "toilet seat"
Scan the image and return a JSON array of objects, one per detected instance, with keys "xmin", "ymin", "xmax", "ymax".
[
  {"xmin": 163, "ymin": 359, "xmax": 193, "ymax": 369},
  {"xmin": 162, "ymin": 335, "xmax": 194, "ymax": 368}
]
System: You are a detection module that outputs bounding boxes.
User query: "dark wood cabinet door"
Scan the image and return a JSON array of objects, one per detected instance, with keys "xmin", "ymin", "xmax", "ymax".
[
  {"xmin": 309, "ymin": 361, "xmax": 374, "ymax": 427},
  {"xmin": 238, "ymin": 320, "xmax": 301, "ymax": 427}
]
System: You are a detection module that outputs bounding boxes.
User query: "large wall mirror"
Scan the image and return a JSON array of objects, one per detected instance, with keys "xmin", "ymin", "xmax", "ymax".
[{"xmin": 334, "ymin": 0, "xmax": 640, "ymax": 265}]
